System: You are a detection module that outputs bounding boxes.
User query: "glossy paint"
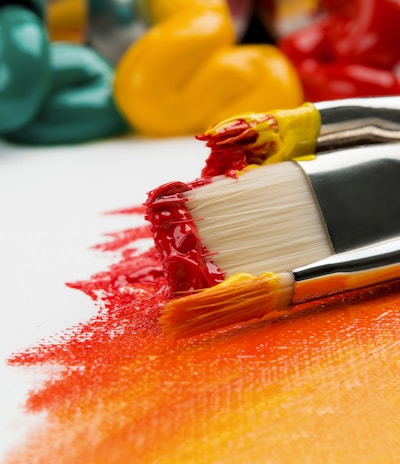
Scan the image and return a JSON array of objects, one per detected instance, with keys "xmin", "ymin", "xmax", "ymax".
[
  {"xmin": 114, "ymin": 0, "xmax": 303, "ymax": 136},
  {"xmin": 4, "ymin": 206, "xmax": 400, "ymax": 463},
  {"xmin": 0, "ymin": 2, "xmax": 128, "ymax": 145},
  {"xmin": 4, "ymin": 43, "xmax": 128, "ymax": 145},
  {"xmin": 0, "ymin": 6, "xmax": 50, "ymax": 132}
]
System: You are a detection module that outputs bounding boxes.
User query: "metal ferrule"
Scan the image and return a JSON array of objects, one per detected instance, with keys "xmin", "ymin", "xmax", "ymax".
[
  {"xmin": 291, "ymin": 237, "xmax": 400, "ymax": 305},
  {"xmin": 315, "ymin": 96, "xmax": 400, "ymax": 152},
  {"xmin": 296, "ymin": 143, "xmax": 400, "ymax": 253}
]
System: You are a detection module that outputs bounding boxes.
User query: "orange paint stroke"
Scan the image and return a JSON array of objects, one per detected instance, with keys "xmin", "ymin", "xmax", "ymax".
[{"xmin": 5, "ymin": 208, "xmax": 400, "ymax": 463}]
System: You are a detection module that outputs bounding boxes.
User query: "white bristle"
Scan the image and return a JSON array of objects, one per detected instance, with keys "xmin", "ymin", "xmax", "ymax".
[{"xmin": 185, "ymin": 162, "xmax": 333, "ymax": 276}]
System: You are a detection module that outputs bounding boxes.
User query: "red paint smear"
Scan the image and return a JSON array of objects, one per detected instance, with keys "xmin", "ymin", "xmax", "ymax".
[
  {"xmin": 103, "ymin": 205, "xmax": 146, "ymax": 215},
  {"xmin": 92, "ymin": 225, "xmax": 151, "ymax": 252},
  {"xmin": 8, "ymin": 211, "xmax": 171, "ymax": 415},
  {"xmin": 5, "ymin": 207, "xmax": 400, "ymax": 463}
]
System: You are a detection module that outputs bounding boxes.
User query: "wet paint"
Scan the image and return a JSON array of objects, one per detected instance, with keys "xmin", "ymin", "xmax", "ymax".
[{"xmin": 4, "ymin": 206, "xmax": 400, "ymax": 463}]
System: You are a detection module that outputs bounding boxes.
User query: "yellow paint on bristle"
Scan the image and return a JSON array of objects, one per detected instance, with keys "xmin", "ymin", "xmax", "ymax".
[
  {"xmin": 161, "ymin": 272, "xmax": 294, "ymax": 338},
  {"xmin": 215, "ymin": 271, "xmax": 280, "ymax": 289},
  {"xmin": 204, "ymin": 103, "xmax": 321, "ymax": 171},
  {"xmin": 264, "ymin": 103, "xmax": 321, "ymax": 164}
]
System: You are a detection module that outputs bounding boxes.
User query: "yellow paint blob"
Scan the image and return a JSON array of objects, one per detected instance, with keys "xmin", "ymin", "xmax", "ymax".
[{"xmin": 114, "ymin": 0, "xmax": 303, "ymax": 136}]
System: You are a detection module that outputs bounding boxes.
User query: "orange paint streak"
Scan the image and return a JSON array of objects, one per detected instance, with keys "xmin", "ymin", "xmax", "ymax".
[{"xmin": 5, "ymin": 209, "xmax": 400, "ymax": 463}]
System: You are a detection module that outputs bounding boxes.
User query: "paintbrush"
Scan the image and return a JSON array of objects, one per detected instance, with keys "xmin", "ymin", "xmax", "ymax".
[
  {"xmin": 161, "ymin": 237, "xmax": 400, "ymax": 338},
  {"xmin": 197, "ymin": 96, "xmax": 400, "ymax": 177},
  {"xmin": 145, "ymin": 143, "xmax": 400, "ymax": 336}
]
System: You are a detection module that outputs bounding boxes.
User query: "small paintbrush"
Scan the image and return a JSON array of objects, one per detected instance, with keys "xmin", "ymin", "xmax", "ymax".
[
  {"xmin": 145, "ymin": 143, "xmax": 400, "ymax": 336},
  {"xmin": 197, "ymin": 96, "xmax": 400, "ymax": 177}
]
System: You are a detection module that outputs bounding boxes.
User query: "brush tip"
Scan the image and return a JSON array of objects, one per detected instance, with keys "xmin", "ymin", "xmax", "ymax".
[{"xmin": 160, "ymin": 272, "xmax": 295, "ymax": 338}]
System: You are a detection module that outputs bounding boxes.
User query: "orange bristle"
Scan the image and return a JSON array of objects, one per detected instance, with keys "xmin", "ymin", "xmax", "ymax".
[{"xmin": 161, "ymin": 272, "xmax": 294, "ymax": 338}]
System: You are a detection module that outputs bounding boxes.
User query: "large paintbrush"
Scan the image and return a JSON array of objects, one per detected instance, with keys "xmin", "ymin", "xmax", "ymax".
[{"xmin": 145, "ymin": 143, "xmax": 400, "ymax": 337}]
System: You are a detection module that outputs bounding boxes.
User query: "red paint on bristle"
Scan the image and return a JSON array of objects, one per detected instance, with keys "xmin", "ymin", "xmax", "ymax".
[
  {"xmin": 145, "ymin": 180, "xmax": 225, "ymax": 293},
  {"xmin": 196, "ymin": 114, "xmax": 279, "ymax": 178}
]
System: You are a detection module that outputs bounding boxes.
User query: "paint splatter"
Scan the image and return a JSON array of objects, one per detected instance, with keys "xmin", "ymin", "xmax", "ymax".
[{"xmin": 5, "ymin": 206, "xmax": 400, "ymax": 463}]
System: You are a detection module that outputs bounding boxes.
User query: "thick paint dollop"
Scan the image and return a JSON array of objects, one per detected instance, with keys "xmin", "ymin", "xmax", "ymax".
[{"xmin": 145, "ymin": 180, "xmax": 225, "ymax": 293}]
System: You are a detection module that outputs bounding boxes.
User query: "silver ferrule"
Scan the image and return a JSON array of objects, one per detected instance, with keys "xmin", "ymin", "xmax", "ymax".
[
  {"xmin": 291, "ymin": 237, "xmax": 400, "ymax": 305},
  {"xmin": 315, "ymin": 96, "xmax": 400, "ymax": 152},
  {"xmin": 296, "ymin": 143, "xmax": 400, "ymax": 253}
]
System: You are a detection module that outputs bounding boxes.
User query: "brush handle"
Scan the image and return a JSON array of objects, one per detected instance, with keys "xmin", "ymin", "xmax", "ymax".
[
  {"xmin": 291, "ymin": 237, "xmax": 400, "ymax": 305},
  {"xmin": 315, "ymin": 96, "xmax": 400, "ymax": 152},
  {"xmin": 297, "ymin": 143, "xmax": 400, "ymax": 253}
]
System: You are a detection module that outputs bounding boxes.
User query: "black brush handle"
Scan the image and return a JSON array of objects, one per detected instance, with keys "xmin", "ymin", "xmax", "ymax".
[
  {"xmin": 315, "ymin": 96, "xmax": 400, "ymax": 152},
  {"xmin": 297, "ymin": 143, "xmax": 400, "ymax": 253}
]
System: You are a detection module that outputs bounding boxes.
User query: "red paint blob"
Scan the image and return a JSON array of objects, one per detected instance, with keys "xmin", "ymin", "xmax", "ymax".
[{"xmin": 145, "ymin": 180, "xmax": 225, "ymax": 293}]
